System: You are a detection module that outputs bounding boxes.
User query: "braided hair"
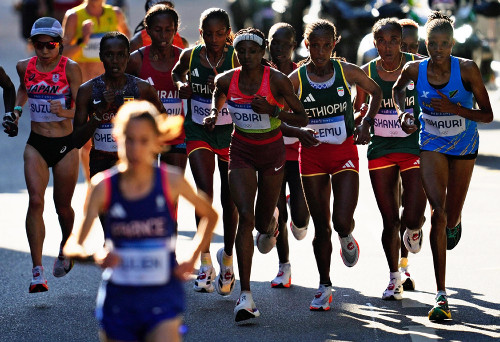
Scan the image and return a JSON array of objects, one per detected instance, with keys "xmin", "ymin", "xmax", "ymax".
[
  {"xmin": 299, "ymin": 19, "xmax": 342, "ymax": 66},
  {"xmin": 425, "ymin": 11, "xmax": 454, "ymax": 38},
  {"xmin": 199, "ymin": 8, "xmax": 234, "ymax": 45}
]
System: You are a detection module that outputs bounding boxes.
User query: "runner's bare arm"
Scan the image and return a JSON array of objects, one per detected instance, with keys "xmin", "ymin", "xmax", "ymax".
[
  {"xmin": 61, "ymin": 11, "xmax": 82, "ymax": 58},
  {"xmin": 14, "ymin": 60, "xmax": 30, "ymax": 121},
  {"xmin": 272, "ymin": 71, "xmax": 308, "ymax": 127},
  {"xmin": 430, "ymin": 60, "xmax": 493, "ymax": 123},
  {"xmin": 0, "ymin": 66, "xmax": 15, "ymax": 113},
  {"xmin": 138, "ymin": 80, "xmax": 166, "ymax": 114},
  {"xmin": 204, "ymin": 71, "xmax": 231, "ymax": 129},
  {"xmin": 343, "ymin": 62, "xmax": 382, "ymax": 144},
  {"xmin": 72, "ymin": 83, "xmax": 99, "ymax": 148},
  {"xmin": 125, "ymin": 49, "xmax": 143, "ymax": 76},
  {"xmin": 167, "ymin": 168, "xmax": 218, "ymax": 281},
  {"xmin": 172, "ymin": 48, "xmax": 193, "ymax": 99},
  {"xmin": 393, "ymin": 61, "xmax": 420, "ymax": 133},
  {"xmin": 114, "ymin": 7, "xmax": 131, "ymax": 37},
  {"xmin": 52, "ymin": 60, "xmax": 82, "ymax": 119},
  {"xmin": 63, "ymin": 176, "xmax": 107, "ymax": 260}
]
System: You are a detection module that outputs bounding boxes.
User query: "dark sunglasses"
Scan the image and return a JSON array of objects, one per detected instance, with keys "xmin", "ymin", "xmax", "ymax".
[{"xmin": 33, "ymin": 41, "xmax": 60, "ymax": 50}]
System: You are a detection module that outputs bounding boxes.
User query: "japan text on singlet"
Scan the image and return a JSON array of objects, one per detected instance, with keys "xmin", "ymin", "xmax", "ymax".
[
  {"xmin": 187, "ymin": 45, "xmax": 234, "ymax": 126},
  {"xmin": 25, "ymin": 56, "xmax": 72, "ymax": 123},
  {"xmin": 103, "ymin": 165, "xmax": 177, "ymax": 286},
  {"xmin": 226, "ymin": 66, "xmax": 282, "ymax": 133},
  {"xmin": 91, "ymin": 74, "xmax": 139, "ymax": 154},
  {"xmin": 139, "ymin": 45, "xmax": 185, "ymax": 145},
  {"xmin": 298, "ymin": 59, "xmax": 354, "ymax": 144},
  {"xmin": 366, "ymin": 53, "xmax": 420, "ymax": 159},
  {"xmin": 416, "ymin": 56, "xmax": 477, "ymax": 155},
  {"xmin": 70, "ymin": 4, "xmax": 118, "ymax": 63}
]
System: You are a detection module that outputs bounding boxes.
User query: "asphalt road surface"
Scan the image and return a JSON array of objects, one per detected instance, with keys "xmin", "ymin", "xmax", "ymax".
[{"xmin": 0, "ymin": 1, "xmax": 499, "ymax": 341}]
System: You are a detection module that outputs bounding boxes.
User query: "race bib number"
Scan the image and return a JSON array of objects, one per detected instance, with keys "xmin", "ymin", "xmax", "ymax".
[
  {"xmin": 94, "ymin": 123, "xmax": 117, "ymax": 152},
  {"xmin": 373, "ymin": 108, "xmax": 410, "ymax": 138},
  {"xmin": 421, "ymin": 110, "xmax": 465, "ymax": 137},
  {"xmin": 82, "ymin": 33, "xmax": 104, "ymax": 59},
  {"xmin": 308, "ymin": 116, "xmax": 346, "ymax": 144},
  {"xmin": 190, "ymin": 95, "xmax": 231, "ymax": 125},
  {"xmin": 162, "ymin": 98, "xmax": 183, "ymax": 116},
  {"xmin": 28, "ymin": 94, "xmax": 66, "ymax": 122},
  {"xmin": 227, "ymin": 101, "xmax": 271, "ymax": 130},
  {"xmin": 110, "ymin": 239, "xmax": 172, "ymax": 286}
]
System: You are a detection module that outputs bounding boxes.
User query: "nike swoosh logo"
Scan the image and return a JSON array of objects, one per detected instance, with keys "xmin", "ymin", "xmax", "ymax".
[
  {"xmin": 230, "ymin": 97, "xmax": 242, "ymax": 101},
  {"xmin": 93, "ymin": 99, "xmax": 101, "ymax": 105},
  {"xmin": 274, "ymin": 164, "xmax": 284, "ymax": 172}
]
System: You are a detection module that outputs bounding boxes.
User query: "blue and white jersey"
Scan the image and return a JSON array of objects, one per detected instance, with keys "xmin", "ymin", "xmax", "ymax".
[
  {"xmin": 103, "ymin": 164, "xmax": 177, "ymax": 287},
  {"xmin": 416, "ymin": 56, "xmax": 478, "ymax": 155}
]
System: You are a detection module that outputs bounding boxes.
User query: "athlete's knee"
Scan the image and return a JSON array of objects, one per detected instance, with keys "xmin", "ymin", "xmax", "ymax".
[
  {"xmin": 28, "ymin": 194, "xmax": 45, "ymax": 212},
  {"xmin": 403, "ymin": 213, "xmax": 425, "ymax": 230},
  {"xmin": 55, "ymin": 203, "xmax": 74, "ymax": 219},
  {"xmin": 431, "ymin": 207, "xmax": 447, "ymax": 228},
  {"xmin": 382, "ymin": 216, "xmax": 401, "ymax": 232},
  {"xmin": 314, "ymin": 223, "xmax": 332, "ymax": 240},
  {"xmin": 238, "ymin": 208, "xmax": 255, "ymax": 229},
  {"xmin": 332, "ymin": 216, "xmax": 354, "ymax": 235}
]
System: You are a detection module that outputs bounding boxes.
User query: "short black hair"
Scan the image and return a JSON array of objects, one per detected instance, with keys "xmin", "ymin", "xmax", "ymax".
[{"xmin": 99, "ymin": 31, "xmax": 130, "ymax": 54}]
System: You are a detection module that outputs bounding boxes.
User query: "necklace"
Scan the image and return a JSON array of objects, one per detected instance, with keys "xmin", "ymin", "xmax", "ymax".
[
  {"xmin": 379, "ymin": 54, "xmax": 403, "ymax": 73},
  {"xmin": 204, "ymin": 48, "xmax": 224, "ymax": 73}
]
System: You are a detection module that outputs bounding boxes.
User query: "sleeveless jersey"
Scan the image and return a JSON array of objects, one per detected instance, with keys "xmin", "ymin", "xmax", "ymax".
[
  {"xmin": 139, "ymin": 45, "xmax": 185, "ymax": 145},
  {"xmin": 227, "ymin": 66, "xmax": 282, "ymax": 134},
  {"xmin": 103, "ymin": 164, "xmax": 178, "ymax": 287},
  {"xmin": 90, "ymin": 74, "xmax": 140, "ymax": 158},
  {"xmin": 298, "ymin": 59, "xmax": 354, "ymax": 144},
  {"xmin": 416, "ymin": 56, "xmax": 477, "ymax": 155},
  {"xmin": 185, "ymin": 45, "xmax": 235, "ymax": 148},
  {"xmin": 25, "ymin": 56, "xmax": 72, "ymax": 123},
  {"xmin": 367, "ymin": 53, "xmax": 420, "ymax": 160},
  {"xmin": 140, "ymin": 29, "xmax": 185, "ymax": 49},
  {"xmin": 70, "ymin": 4, "xmax": 118, "ymax": 63}
]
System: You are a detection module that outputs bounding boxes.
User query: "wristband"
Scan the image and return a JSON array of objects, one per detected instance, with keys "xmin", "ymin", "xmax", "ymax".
[
  {"xmin": 362, "ymin": 115, "xmax": 374, "ymax": 126},
  {"xmin": 272, "ymin": 106, "xmax": 281, "ymax": 118},
  {"xmin": 14, "ymin": 106, "xmax": 22, "ymax": 115}
]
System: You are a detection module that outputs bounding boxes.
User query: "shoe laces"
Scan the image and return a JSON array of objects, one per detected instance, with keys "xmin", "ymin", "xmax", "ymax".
[{"xmin": 447, "ymin": 225, "xmax": 460, "ymax": 238}]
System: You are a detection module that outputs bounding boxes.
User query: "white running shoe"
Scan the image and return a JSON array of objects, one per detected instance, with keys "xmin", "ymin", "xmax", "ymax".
[
  {"xmin": 234, "ymin": 292, "xmax": 260, "ymax": 322},
  {"xmin": 290, "ymin": 221, "xmax": 308, "ymax": 241},
  {"xmin": 403, "ymin": 228, "xmax": 423, "ymax": 254},
  {"xmin": 310, "ymin": 284, "xmax": 332, "ymax": 311},
  {"xmin": 215, "ymin": 248, "xmax": 235, "ymax": 296},
  {"xmin": 382, "ymin": 276, "xmax": 403, "ymax": 300},
  {"xmin": 255, "ymin": 208, "xmax": 279, "ymax": 254},
  {"xmin": 53, "ymin": 255, "xmax": 74, "ymax": 278},
  {"xmin": 193, "ymin": 264, "xmax": 216, "ymax": 293},
  {"xmin": 271, "ymin": 262, "xmax": 291, "ymax": 288},
  {"xmin": 339, "ymin": 234, "xmax": 359, "ymax": 267},
  {"xmin": 29, "ymin": 266, "xmax": 48, "ymax": 293}
]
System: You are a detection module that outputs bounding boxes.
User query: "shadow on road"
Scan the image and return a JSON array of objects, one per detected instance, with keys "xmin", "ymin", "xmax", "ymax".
[{"xmin": 476, "ymin": 154, "xmax": 500, "ymax": 171}]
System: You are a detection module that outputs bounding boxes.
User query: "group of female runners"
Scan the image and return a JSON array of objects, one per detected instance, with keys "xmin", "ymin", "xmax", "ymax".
[{"xmin": 1, "ymin": 1, "xmax": 494, "ymax": 339}]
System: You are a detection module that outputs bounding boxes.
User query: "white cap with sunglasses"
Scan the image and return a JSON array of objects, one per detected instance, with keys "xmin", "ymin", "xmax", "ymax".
[{"xmin": 30, "ymin": 17, "xmax": 63, "ymax": 39}]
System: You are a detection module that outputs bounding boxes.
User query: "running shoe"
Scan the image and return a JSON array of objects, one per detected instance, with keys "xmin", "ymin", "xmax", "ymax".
[
  {"xmin": 446, "ymin": 222, "xmax": 462, "ymax": 250},
  {"xmin": 403, "ymin": 228, "xmax": 423, "ymax": 254},
  {"xmin": 193, "ymin": 264, "xmax": 216, "ymax": 293},
  {"xmin": 399, "ymin": 258, "xmax": 415, "ymax": 291},
  {"xmin": 310, "ymin": 284, "xmax": 332, "ymax": 311},
  {"xmin": 234, "ymin": 292, "xmax": 260, "ymax": 322},
  {"xmin": 271, "ymin": 262, "xmax": 291, "ymax": 288},
  {"xmin": 255, "ymin": 208, "xmax": 279, "ymax": 254},
  {"xmin": 382, "ymin": 276, "xmax": 403, "ymax": 300},
  {"xmin": 215, "ymin": 248, "xmax": 235, "ymax": 296},
  {"xmin": 428, "ymin": 293, "xmax": 452, "ymax": 321},
  {"xmin": 339, "ymin": 234, "xmax": 359, "ymax": 267},
  {"xmin": 53, "ymin": 255, "xmax": 74, "ymax": 278},
  {"xmin": 290, "ymin": 221, "xmax": 308, "ymax": 241},
  {"xmin": 29, "ymin": 266, "xmax": 48, "ymax": 293}
]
